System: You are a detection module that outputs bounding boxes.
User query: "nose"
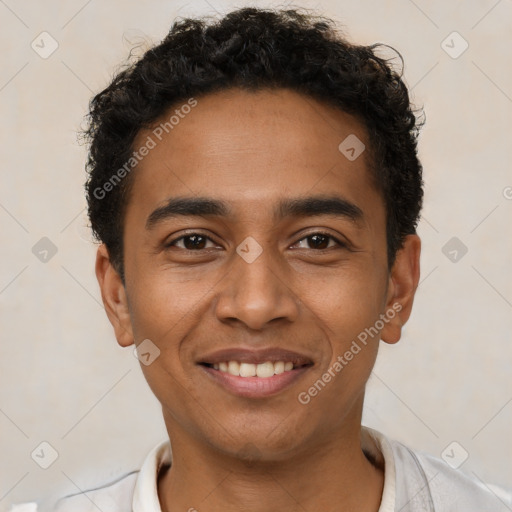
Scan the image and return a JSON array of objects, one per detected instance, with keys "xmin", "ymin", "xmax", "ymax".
[{"xmin": 214, "ymin": 243, "xmax": 300, "ymax": 330}]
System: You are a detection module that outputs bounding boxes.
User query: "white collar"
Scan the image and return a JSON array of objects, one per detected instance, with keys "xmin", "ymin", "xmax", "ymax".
[{"xmin": 132, "ymin": 438, "xmax": 172, "ymax": 512}]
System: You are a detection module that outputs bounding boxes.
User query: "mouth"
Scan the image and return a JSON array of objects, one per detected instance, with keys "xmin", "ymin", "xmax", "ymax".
[{"xmin": 196, "ymin": 348, "xmax": 314, "ymax": 398}]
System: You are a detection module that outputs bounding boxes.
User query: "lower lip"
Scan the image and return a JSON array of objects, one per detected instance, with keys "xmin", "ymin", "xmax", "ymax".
[{"xmin": 198, "ymin": 365, "xmax": 312, "ymax": 398}]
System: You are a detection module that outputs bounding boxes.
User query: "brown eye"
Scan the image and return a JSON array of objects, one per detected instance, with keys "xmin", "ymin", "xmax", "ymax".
[
  {"xmin": 183, "ymin": 235, "xmax": 207, "ymax": 250},
  {"xmin": 166, "ymin": 234, "xmax": 216, "ymax": 250},
  {"xmin": 293, "ymin": 232, "xmax": 344, "ymax": 250},
  {"xmin": 307, "ymin": 234, "xmax": 330, "ymax": 249}
]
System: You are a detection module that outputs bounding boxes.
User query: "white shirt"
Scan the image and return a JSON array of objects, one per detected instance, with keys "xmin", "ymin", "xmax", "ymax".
[{"xmin": 14, "ymin": 427, "xmax": 512, "ymax": 511}]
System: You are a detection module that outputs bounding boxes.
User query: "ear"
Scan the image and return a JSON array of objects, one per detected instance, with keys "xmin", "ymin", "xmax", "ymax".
[
  {"xmin": 380, "ymin": 234, "xmax": 421, "ymax": 345},
  {"xmin": 95, "ymin": 244, "xmax": 134, "ymax": 347}
]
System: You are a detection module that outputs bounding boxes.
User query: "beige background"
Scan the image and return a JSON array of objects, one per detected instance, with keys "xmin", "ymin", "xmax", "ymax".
[{"xmin": 1, "ymin": 0, "xmax": 511, "ymax": 510}]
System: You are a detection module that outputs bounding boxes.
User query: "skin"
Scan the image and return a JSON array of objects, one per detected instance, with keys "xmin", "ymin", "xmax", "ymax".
[{"xmin": 96, "ymin": 87, "xmax": 421, "ymax": 512}]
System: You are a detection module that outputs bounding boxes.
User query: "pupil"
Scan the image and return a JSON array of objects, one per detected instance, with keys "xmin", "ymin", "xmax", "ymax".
[
  {"xmin": 310, "ymin": 234, "xmax": 328, "ymax": 249},
  {"xmin": 184, "ymin": 235, "xmax": 206, "ymax": 250}
]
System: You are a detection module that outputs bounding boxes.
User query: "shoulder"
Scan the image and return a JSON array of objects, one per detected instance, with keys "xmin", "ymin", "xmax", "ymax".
[
  {"xmin": 52, "ymin": 470, "xmax": 139, "ymax": 512},
  {"xmin": 49, "ymin": 438, "xmax": 170, "ymax": 512},
  {"xmin": 387, "ymin": 434, "xmax": 512, "ymax": 511}
]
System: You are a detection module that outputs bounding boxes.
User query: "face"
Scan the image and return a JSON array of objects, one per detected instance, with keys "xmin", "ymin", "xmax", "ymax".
[{"xmin": 96, "ymin": 87, "xmax": 420, "ymax": 462}]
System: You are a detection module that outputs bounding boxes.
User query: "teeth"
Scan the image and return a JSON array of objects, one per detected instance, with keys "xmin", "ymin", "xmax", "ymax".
[
  {"xmin": 212, "ymin": 360, "xmax": 298, "ymax": 378},
  {"xmin": 240, "ymin": 363, "xmax": 256, "ymax": 377},
  {"xmin": 274, "ymin": 361, "xmax": 285, "ymax": 374},
  {"xmin": 256, "ymin": 361, "xmax": 274, "ymax": 378},
  {"xmin": 228, "ymin": 361, "xmax": 240, "ymax": 375}
]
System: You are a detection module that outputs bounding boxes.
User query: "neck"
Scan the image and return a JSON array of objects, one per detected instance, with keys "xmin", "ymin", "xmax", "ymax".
[{"xmin": 158, "ymin": 419, "xmax": 384, "ymax": 512}]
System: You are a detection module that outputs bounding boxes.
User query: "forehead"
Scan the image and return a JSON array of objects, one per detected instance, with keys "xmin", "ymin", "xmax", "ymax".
[{"xmin": 125, "ymin": 87, "xmax": 380, "ymax": 225}]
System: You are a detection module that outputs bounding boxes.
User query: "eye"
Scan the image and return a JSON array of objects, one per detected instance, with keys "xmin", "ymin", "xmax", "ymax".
[
  {"xmin": 292, "ymin": 232, "xmax": 346, "ymax": 251},
  {"xmin": 165, "ymin": 231, "xmax": 346, "ymax": 252},
  {"xmin": 166, "ymin": 233, "xmax": 218, "ymax": 251}
]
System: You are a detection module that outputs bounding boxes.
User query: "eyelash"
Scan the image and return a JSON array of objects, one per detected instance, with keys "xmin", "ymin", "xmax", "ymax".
[{"xmin": 165, "ymin": 231, "xmax": 347, "ymax": 252}]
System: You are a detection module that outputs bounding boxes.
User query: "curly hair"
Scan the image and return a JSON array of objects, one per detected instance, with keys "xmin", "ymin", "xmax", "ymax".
[{"xmin": 84, "ymin": 6, "xmax": 424, "ymax": 282}]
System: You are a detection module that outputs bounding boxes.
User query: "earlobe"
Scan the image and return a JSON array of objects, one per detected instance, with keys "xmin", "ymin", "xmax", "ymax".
[
  {"xmin": 380, "ymin": 234, "xmax": 421, "ymax": 345},
  {"xmin": 95, "ymin": 244, "xmax": 134, "ymax": 347}
]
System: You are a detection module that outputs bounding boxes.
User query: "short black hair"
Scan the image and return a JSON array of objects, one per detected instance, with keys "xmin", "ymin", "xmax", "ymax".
[{"xmin": 84, "ymin": 6, "xmax": 424, "ymax": 282}]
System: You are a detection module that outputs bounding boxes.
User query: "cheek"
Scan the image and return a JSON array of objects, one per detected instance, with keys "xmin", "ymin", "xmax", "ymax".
[
  {"xmin": 291, "ymin": 264, "xmax": 387, "ymax": 397},
  {"xmin": 126, "ymin": 266, "xmax": 219, "ymax": 342},
  {"xmin": 125, "ymin": 269, "xmax": 222, "ymax": 404},
  {"xmin": 128, "ymin": 277, "xmax": 202, "ymax": 412},
  {"xmin": 293, "ymin": 264, "xmax": 387, "ymax": 334}
]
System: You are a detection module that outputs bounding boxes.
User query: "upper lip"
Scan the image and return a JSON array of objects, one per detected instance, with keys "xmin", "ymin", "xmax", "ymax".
[{"xmin": 197, "ymin": 348, "xmax": 314, "ymax": 366}]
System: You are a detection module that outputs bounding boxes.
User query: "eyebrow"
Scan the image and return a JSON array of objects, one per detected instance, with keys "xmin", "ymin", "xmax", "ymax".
[{"xmin": 145, "ymin": 195, "xmax": 364, "ymax": 230}]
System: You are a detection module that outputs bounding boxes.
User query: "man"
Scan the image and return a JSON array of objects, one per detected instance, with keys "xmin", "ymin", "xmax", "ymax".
[{"xmin": 49, "ymin": 6, "xmax": 511, "ymax": 512}]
